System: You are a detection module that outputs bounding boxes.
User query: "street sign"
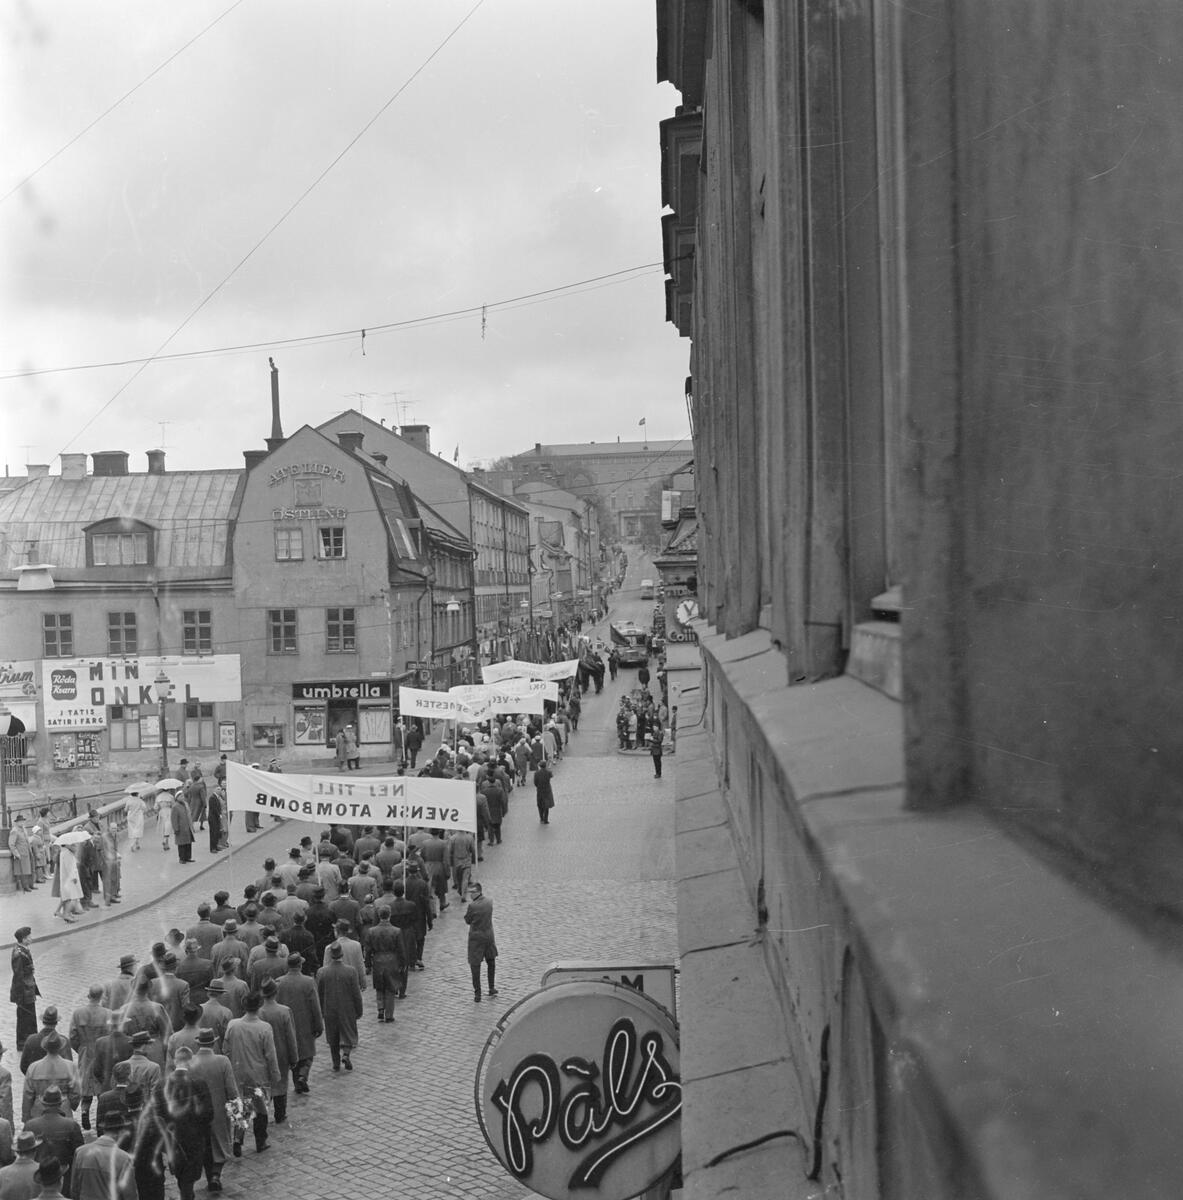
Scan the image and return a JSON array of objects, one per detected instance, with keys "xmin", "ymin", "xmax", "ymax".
[{"xmin": 542, "ymin": 960, "xmax": 678, "ymax": 1021}]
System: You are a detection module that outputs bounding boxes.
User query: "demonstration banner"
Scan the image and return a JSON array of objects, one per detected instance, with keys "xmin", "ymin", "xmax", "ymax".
[
  {"xmin": 481, "ymin": 658, "xmax": 580, "ymax": 684},
  {"xmin": 225, "ymin": 761, "xmax": 476, "ymax": 832},
  {"xmin": 398, "ymin": 686, "xmax": 475, "ymax": 720},
  {"xmin": 448, "ymin": 679, "xmax": 556, "ymax": 719}
]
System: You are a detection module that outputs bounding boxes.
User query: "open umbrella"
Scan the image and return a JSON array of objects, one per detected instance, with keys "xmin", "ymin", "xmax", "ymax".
[
  {"xmin": 155, "ymin": 777, "xmax": 184, "ymax": 790},
  {"xmin": 123, "ymin": 782, "xmax": 153, "ymax": 795},
  {"xmin": 54, "ymin": 829, "xmax": 93, "ymax": 846}
]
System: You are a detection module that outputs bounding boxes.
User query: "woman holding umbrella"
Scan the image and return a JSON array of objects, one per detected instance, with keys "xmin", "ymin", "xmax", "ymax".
[
  {"xmin": 52, "ymin": 830, "xmax": 87, "ymax": 922},
  {"xmin": 9, "ymin": 926, "xmax": 39, "ymax": 1050}
]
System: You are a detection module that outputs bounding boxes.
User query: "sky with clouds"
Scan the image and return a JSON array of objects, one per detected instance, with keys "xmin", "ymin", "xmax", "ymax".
[{"xmin": 1, "ymin": 0, "xmax": 690, "ymax": 476}]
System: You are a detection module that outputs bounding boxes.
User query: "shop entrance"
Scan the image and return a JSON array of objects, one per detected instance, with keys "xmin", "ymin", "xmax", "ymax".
[{"xmin": 326, "ymin": 701, "xmax": 357, "ymax": 746}]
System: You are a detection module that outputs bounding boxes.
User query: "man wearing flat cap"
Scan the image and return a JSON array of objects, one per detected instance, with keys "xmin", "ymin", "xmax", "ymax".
[
  {"xmin": 188, "ymin": 1027, "xmax": 237, "ymax": 1190},
  {"xmin": 275, "ymin": 954, "xmax": 322, "ymax": 1094},
  {"xmin": 24, "ymin": 1085, "xmax": 83, "ymax": 1194}
]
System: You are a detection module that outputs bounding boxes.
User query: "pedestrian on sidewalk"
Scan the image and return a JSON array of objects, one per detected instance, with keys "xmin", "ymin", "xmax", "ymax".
[
  {"xmin": 207, "ymin": 785, "xmax": 226, "ymax": 854},
  {"xmin": 154, "ymin": 788, "xmax": 174, "ymax": 852},
  {"xmin": 651, "ymin": 725, "xmax": 665, "ymax": 779},
  {"xmin": 171, "ymin": 797, "xmax": 195, "ymax": 865},
  {"xmin": 125, "ymin": 790, "xmax": 145, "ymax": 852},
  {"xmin": 464, "ymin": 883, "xmax": 498, "ymax": 1002},
  {"xmin": 10, "ymin": 817, "xmax": 33, "ymax": 892},
  {"xmin": 534, "ymin": 763, "xmax": 555, "ymax": 824},
  {"xmin": 51, "ymin": 847, "xmax": 83, "ymax": 923},
  {"xmin": 186, "ymin": 763, "xmax": 208, "ymax": 831},
  {"xmin": 10, "ymin": 928, "xmax": 40, "ymax": 1052}
]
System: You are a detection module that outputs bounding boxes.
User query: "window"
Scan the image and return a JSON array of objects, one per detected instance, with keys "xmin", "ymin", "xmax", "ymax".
[
  {"xmin": 184, "ymin": 701, "xmax": 215, "ymax": 748},
  {"xmin": 326, "ymin": 607, "xmax": 356, "ymax": 653},
  {"xmin": 252, "ymin": 723, "xmax": 286, "ymax": 749},
  {"xmin": 92, "ymin": 532, "xmax": 149, "ymax": 565},
  {"xmin": 275, "ymin": 528, "xmax": 304, "ymax": 561},
  {"xmin": 109, "ymin": 704, "xmax": 141, "ymax": 750},
  {"xmin": 43, "ymin": 613, "xmax": 73, "ymax": 657},
  {"xmin": 268, "ymin": 609, "xmax": 297, "ymax": 653},
  {"xmin": 318, "ymin": 526, "xmax": 346, "ymax": 559},
  {"xmin": 107, "ymin": 612, "xmax": 138, "ymax": 655},
  {"xmin": 182, "ymin": 610, "xmax": 212, "ymax": 655}
]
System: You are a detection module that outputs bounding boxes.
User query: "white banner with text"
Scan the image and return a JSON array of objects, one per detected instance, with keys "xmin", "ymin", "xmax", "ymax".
[
  {"xmin": 481, "ymin": 658, "xmax": 579, "ymax": 684},
  {"xmin": 225, "ymin": 761, "xmax": 476, "ymax": 832}
]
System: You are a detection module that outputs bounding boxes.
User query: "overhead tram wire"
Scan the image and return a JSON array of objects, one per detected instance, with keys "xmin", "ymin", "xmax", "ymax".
[
  {"xmin": 48, "ymin": 0, "xmax": 491, "ymax": 460},
  {"xmin": 0, "ymin": 259, "xmax": 672, "ymax": 383},
  {"xmin": 1, "ymin": 0, "xmax": 249, "ymax": 206}
]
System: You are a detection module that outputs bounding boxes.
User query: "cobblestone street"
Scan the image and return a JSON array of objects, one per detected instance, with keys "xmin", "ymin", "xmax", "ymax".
[{"xmin": 1, "ymin": 655, "xmax": 677, "ymax": 1199}]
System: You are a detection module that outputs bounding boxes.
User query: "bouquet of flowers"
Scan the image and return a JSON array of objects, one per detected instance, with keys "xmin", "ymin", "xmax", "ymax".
[{"xmin": 226, "ymin": 1089, "xmax": 267, "ymax": 1151}]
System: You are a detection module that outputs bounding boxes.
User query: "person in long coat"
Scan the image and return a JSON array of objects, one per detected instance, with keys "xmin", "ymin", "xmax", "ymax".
[
  {"xmin": 186, "ymin": 765, "xmax": 208, "ymax": 830},
  {"xmin": 188, "ymin": 1030, "xmax": 237, "ymax": 1189},
  {"xmin": 221, "ymin": 996, "xmax": 279, "ymax": 1154},
  {"xmin": 51, "ymin": 845, "xmax": 83, "ymax": 922},
  {"xmin": 68, "ymin": 986, "xmax": 111, "ymax": 1132},
  {"xmin": 9, "ymin": 817, "xmax": 33, "ymax": 891},
  {"xmin": 206, "ymin": 786, "xmax": 226, "ymax": 854},
  {"xmin": 274, "ymin": 956, "xmax": 322, "ymax": 1093},
  {"xmin": 171, "ymin": 797, "xmax": 195, "ymax": 864},
  {"xmin": 464, "ymin": 883, "xmax": 499, "ymax": 1002},
  {"xmin": 256, "ymin": 979, "xmax": 298, "ymax": 1125},
  {"xmin": 534, "ymin": 763, "xmax": 555, "ymax": 824},
  {"xmin": 125, "ymin": 790, "xmax": 146, "ymax": 851},
  {"xmin": 154, "ymin": 789, "xmax": 174, "ymax": 851},
  {"xmin": 365, "ymin": 907, "xmax": 407, "ymax": 1021},
  {"xmin": 9, "ymin": 928, "xmax": 40, "ymax": 1050},
  {"xmin": 316, "ymin": 944, "xmax": 363, "ymax": 1071}
]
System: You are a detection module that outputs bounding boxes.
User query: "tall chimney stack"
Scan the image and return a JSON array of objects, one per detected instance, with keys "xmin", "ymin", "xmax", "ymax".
[{"xmin": 266, "ymin": 357, "xmax": 286, "ymax": 452}]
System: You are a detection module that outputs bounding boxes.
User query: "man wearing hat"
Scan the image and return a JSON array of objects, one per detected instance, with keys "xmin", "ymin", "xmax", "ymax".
[
  {"xmin": 256, "ymin": 978, "xmax": 297, "ymax": 1124},
  {"xmin": 120, "ymin": 982, "xmax": 169, "ymax": 1068},
  {"xmin": 67, "ymin": 986, "xmax": 109, "ymax": 1131},
  {"xmin": 246, "ymin": 938, "xmax": 287, "ymax": 994},
  {"xmin": 124, "ymin": 1032, "xmax": 161, "ymax": 1096},
  {"xmin": 275, "ymin": 954, "xmax": 322, "ymax": 1094},
  {"xmin": 22, "ymin": 1034, "xmax": 79, "ymax": 1121},
  {"xmin": 184, "ymin": 904, "xmax": 222, "ymax": 959},
  {"xmin": 282, "ymin": 912, "xmax": 317, "ymax": 975},
  {"xmin": 166, "ymin": 1005, "xmax": 205, "ymax": 1072},
  {"xmin": 19, "ymin": 1009, "xmax": 72, "ymax": 1076},
  {"xmin": 24, "ymin": 1086, "xmax": 83, "ymax": 1195},
  {"xmin": 100, "ymin": 956, "xmax": 138, "ymax": 1014},
  {"xmin": 91, "ymin": 1016, "xmax": 133, "ymax": 1098},
  {"xmin": 70, "ymin": 1108, "xmax": 136, "ymax": 1200},
  {"xmin": 208, "ymin": 922, "xmax": 248, "ymax": 980},
  {"xmin": 175, "ymin": 940, "xmax": 213, "ymax": 1006},
  {"xmin": 149, "ymin": 953, "xmax": 190, "ymax": 1032},
  {"xmin": 214, "ymin": 961, "xmax": 247, "ymax": 1020},
  {"xmin": 222, "ymin": 995, "xmax": 280, "ymax": 1154},
  {"xmin": 95, "ymin": 1060, "xmax": 133, "ymax": 1135},
  {"xmin": 32, "ymin": 1156, "xmax": 68, "ymax": 1200},
  {"xmin": 9, "ymin": 815, "xmax": 33, "ymax": 892},
  {"xmin": 0, "ymin": 1131, "xmax": 41, "ymax": 1199},
  {"xmin": 196, "ymin": 982, "xmax": 230, "ymax": 1051},
  {"xmin": 156, "ymin": 1046, "xmax": 213, "ymax": 1200},
  {"xmin": 316, "ymin": 942, "xmax": 363, "ymax": 1072},
  {"xmin": 188, "ymin": 1028, "xmax": 236, "ymax": 1190}
]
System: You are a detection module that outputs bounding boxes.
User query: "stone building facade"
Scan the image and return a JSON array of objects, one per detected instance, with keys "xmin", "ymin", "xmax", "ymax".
[{"xmin": 659, "ymin": 2, "xmax": 1183, "ymax": 1197}]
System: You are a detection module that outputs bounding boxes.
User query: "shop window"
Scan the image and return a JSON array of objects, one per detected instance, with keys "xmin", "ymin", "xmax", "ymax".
[
  {"xmin": 43, "ymin": 612, "xmax": 74, "ymax": 658},
  {"xmin": 275, "ymin": 528, "xmax": 304, "ymax": 561},
  {"xmin": 318, "ymin": 526, "xmax": 346, "ymax": 559},
  {"xmin": 184, "ymin": 701, "xmax": 215, "ymax": 748},
  {"xmin": 326, "ymin": 607, "xmax": 357, "ymax": 653},
  {"xmin": 109, "ymin": 704, "xmax": 142, "ymax": 750},
  {"xmin": 268, "ymin": 609, "xmax": 298, "ymax": 653},
  {"xmin": 183, "ymin": 610, "xmax": 213, "ymax": 655},
  {"xmin": 107, "ymin": 612, "xmax": 138, "ymax": 655},
  {"xmin": 251, "ymin": 723, "xmax": 286, "ymax": 750}
]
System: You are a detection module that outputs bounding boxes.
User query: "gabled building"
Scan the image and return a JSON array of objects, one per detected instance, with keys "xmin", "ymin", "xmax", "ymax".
[{"xmin": 317, "ymin": 414, "xmax": 529, "ymax": 664}]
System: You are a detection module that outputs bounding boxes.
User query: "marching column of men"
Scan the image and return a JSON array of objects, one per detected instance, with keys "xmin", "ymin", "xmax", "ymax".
[{"xmin": 0, "ymin": 824, "xmax": 478, "ymax": 1200}]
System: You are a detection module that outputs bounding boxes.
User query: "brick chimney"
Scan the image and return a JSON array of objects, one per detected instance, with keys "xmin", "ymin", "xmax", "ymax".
[
  {"xmin": 337, "ymin": 431, "xmax": 364, "ymax": 454},
  {"xmin": 400, "ymin": 424, "xmax": 431, "ymax": 455},
  {"xmin": 146, "ymin": 449, "xmax": 166, "ymax": 475},
  {"xmin": 266, "ymin": 357, "xmax": 286, "ymax": 452},
  {"xmin": 60, "ymin": 453, "xmax": 87, "ymax": 480},
  {"xmin": 91, "ymin": 451, "xmax": 129, "ymax": 477}
]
